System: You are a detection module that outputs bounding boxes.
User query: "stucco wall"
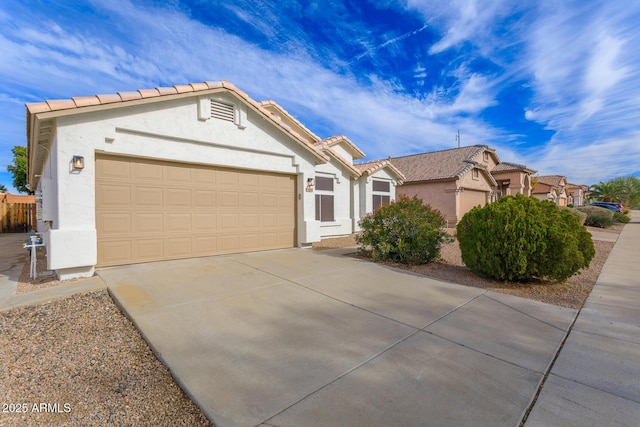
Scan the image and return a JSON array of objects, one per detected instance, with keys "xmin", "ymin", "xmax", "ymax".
[{"xmin": 397, "ymin": 181, "xmax": 457, "ymax": 222}]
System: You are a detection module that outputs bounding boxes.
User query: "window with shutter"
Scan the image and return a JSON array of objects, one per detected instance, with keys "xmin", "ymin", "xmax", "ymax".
[
  {"xmin": 315, "ymin": 176, "xmax": 334, "ymax": 222},
  {"xmin": 372, "ymin": 179, "xmax": 391, "ymax": 211}
]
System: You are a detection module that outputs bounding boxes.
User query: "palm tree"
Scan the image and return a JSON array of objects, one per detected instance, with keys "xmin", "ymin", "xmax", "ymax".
[{"xmin": 589, "ymin": 180, "xmax": 622, "ymax": 202}]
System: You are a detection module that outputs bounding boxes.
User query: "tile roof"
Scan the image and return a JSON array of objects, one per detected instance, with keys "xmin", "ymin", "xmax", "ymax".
[
  {"xmin": 26, "ymin": 81, "xmax": 331, "ymax": 167},
  {"xmin": 492, "ymin": 161, "xmax": 537, "ymax": 174},
  {"xmin": 321, "ymin": 135, "xmax": 366, "ymax": 160},
  {"xmin": 353, "ymin": 159, "xmax": 405, "ymax": 184},
  {"xmin": 536, "ymin": 175, "xmax": 566, "ymax": 187},
  {"xmin": 388, "ymin": 145, "xmax": 490, "ymax": 182}
]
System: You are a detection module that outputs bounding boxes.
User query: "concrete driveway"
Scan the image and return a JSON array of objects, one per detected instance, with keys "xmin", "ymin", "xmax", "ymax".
[{"xmin": 101, "ymin": 248, "xmax": 576, "ymax": 427}]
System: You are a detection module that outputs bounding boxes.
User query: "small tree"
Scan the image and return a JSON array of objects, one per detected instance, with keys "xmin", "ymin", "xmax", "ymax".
[
  {"xmin": 457, "ymin": 194, "xmax": 594, "ymax": 282},
  {"xmin": 356, "ymin": 195, "xmax": 448, "ymax": 264},
  {"xmin": 7, "ymin": 146, "xmax": 29, "ymax": 194},
  {"xmin": 0, "ymin": 184, "xmax": 7, "ymax": 192}
]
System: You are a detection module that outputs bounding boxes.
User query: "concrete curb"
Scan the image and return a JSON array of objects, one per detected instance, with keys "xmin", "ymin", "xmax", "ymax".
[{"xmin": 0, "ymin": 276, "xmax": 107, "ymax": 312}]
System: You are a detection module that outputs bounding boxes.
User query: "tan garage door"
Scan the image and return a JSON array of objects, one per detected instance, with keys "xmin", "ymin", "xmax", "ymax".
[
  {"xmin": 459, "ymin": 189, "xmax": 488, "ymax": 219},
  {"xmin": 95, "ymin": 154, "xmax": 296, "ymax": 267}
]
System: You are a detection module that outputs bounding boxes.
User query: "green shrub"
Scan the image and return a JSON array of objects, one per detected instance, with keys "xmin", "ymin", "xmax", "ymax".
[
  {"xmin": 577, "ymin": 206, "xmax": 615, "ymax": 228},
  {"xmin": 356, "ymin": 195, "xmax": 448, "ymax": 264},
  {"xmin": 613, "ymin": 212, "xmax": 631, "ymax": 223},
  {"xmin": 561, "ymin": 206, "xmax": 587, "ymax": 225},
  {"xmin": 456, "ymin": 195, "xmax": 594, "ymax": 282}
]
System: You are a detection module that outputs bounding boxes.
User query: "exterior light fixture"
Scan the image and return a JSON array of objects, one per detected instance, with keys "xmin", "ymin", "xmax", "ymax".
[
  {"xmin": 306, "ymin": 178, "xmax": 314, "ymax": 192},
  {"xmin": 70, "ymin": 155, "xmax": 85, "ymax": 173}
]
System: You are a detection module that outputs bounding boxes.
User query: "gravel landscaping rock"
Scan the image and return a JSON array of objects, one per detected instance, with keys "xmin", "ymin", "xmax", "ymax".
[{"xmin": 0, "ymin": 291, "xmax": 213, "ymax": 427}]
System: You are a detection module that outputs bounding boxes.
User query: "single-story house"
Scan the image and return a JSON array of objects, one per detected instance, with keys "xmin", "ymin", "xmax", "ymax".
[
  {"xmin": 490, "ymin": 162, "xmax": 537, "ymax": 197},
  {"xmin": 532, "ymin": 175, "xmax": 568, "ymax": 206},
  {"xmin": 387, "ymin": 145, "xmax": 500, "ymax": 225},
  {"xmin": 566, "ymin": 183, "xmax": 589, "ymax": 206},
  {"xmin": 26, "ymin": 81, "xmax": 403, "ymax": 279}
]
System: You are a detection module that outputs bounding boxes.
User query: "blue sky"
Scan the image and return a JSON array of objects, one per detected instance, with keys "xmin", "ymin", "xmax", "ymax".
[{"xmin": 1, "ymin": 0, "xmax": 639, "ymax": 193}]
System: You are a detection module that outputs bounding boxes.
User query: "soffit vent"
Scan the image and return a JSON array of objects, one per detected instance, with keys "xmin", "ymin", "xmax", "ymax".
[{"xmin": 211, "ymin": 100, "xmax": 235, "ymax": 122}]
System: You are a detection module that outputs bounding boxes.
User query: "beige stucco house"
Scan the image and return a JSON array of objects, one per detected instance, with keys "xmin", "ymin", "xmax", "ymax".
[
  {"xmin": 26, "ymin": 80, "xmax": 403, "ymax": 279},
  {"xmin": 386, "ymin": 145, "xmax": 500, "ymax": 225},
  {"xmin": 566, "ymin": 183, "xmax": 589, "ymax": 206},
  {"xmin": 532, "ymin": 175, "xmax": 568, "ymax": 206},
  {"xmin": 490, "ymin": 162, "xmax": 537, "ymax": 197}
]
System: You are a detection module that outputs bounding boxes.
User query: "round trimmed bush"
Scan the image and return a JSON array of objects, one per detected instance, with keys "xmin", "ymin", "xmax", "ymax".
[
  {"xmin": 577, "ymin": 206, "xmax": 615, "ymax": 228},
  {"xmin": 356, "ymin": 195, "xmax": 448, "ymax": 264},
  {"xmin": 456, "ymin": 194, "xmax": 595, "ymax": 282}
]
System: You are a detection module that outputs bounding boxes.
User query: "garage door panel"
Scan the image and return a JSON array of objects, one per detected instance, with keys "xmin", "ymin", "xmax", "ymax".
[
  {"xmin": 97, "ymin": 158, "xmax": 131, "ymax": 180},
  {"xmin": 240, "ymin": 173, "xmax": 259, "ymax": 187},
  {"xmin": 219, "ymin": 191, "xmax": 239, "ymax": 208},
  {"xmin": 96, "ymin": 154, "xmax": 296, "ymax": 266},
  {"xmin": 166, "ymin": 237, "xmax": 192, "ymax": 257},
  {"xmin": 241, "ymin": 192, "xmax": 260, "ymax": 208},
  {"xmin": 241, "ymin": 233, "xmax": 260, "ymax": 250},
  {"xmin": 261, "ymin": 213, "xmax": 277, "ymax": 227},
  {"xmin": 278, "ymin": 193, "xmax": 294, "ymax": 208},
  {"xmin": 98, "ymin": 213, "xmax": 131, "ymax": 235},
  {"xmin": 261, "ymin": 193, "xmax": 277, "ymax": 207},
  {"xmin": 192, "ymin": 168, "xmax": 216, "ymax": 185},
  {"xmin": 98, "ymin": 185, "xmax": 131, "ymax": 206},
  {"xmin": 134, "ymin": 213, "xmax": 164, "ymax": 233},
  {"xmin": 164, "ymin": 165, "xmax": 191, "ymax": 183},
  {"xmin": 194, "ymin": 190, "xmax": 217, "ymax": 207},
  {"xmin": 135, "ymin": 239, "xmax": 164, "ymax": 260},
  {"xmin": 133, "ymin": 162, "xmax": 163, "ymax": 181},
  {"xmin": 240, "ymin": 213, "xmax": 260, "ymax": 228},
  {"xmin": 220, "ymin": 234, "xmax": 239, "ymax": 252},
  {"xmin": 165, "ymin": 188, "xmax": 191, "ymax": 207},
  {"xmin": 194, "ymin": 213, "xmax": 217, "ymax": 231},
  {"xmin": 261, "ymin": 175, "xmax": 277, "ymax": 188},
  {"xmin": 135, "ymin": 187, "xmax": 163, "ymax": 207},
  {"xmin": 194, "ymin": 235, "xmax": 217, "ymax": 254},
  {"xmin": 99, "ymin": 240, "xmax": 133, "ymax": 265},
  {"xmin": 220, "ymin": 213, "xmax": 239, "ymax": 229},
  {"xmin": 166, "ymin": 213, "xmax": 192, "ymax": 232},
  {"xmin": 218, "ymin": 171, "xmax": 239, "ymax": 186}
]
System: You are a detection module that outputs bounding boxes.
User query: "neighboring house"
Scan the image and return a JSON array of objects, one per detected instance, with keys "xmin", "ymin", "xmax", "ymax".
[
  {"xmin": 532, "ymin": 175, "xmax": 568, "ymax": 206},
  {"xmin": 566, "ymin": 183, "xmax": 589, "ymax": 206},
  {"xmin": 26, "ymin": 81, "xmax": 403, "ymax": 279},
  {"xmin": 387, "ymin": 145, "xmax": 500, "ymax": 225},
  {"xmin": 490, "ymin": 162, "xmax": 537, "ymax": 197}
]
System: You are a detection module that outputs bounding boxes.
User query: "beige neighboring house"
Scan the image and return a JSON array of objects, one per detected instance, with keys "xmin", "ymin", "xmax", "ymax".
[
  {"xmin": 532, "ymin": 175, "xmax": 568, "ymax": 206},
  {"xmin": 566, "ymin": 183, "xmax": 589, "ymax": 206},
  {"xmin": 387, "ymin": 145, "xmax": 500, "ymax": 225},
  {"xmin": 490, "ymin": 162, "xmax": 537, "ymax": 197}
]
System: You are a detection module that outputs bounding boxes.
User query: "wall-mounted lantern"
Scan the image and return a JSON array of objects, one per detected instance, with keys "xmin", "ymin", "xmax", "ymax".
[
  {"xmin": 70, "ymin": 155, "xmax": 84, "ymax": 173},
  {"xmin": 306, "ymin": 177, "xmax": 314, "ymax": 192}
]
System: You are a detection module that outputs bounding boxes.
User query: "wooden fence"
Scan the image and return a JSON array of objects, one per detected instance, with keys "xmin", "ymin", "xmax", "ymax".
[{"xmin": 1, "ymin": 202, "xmax": 36, "ymax": 233}]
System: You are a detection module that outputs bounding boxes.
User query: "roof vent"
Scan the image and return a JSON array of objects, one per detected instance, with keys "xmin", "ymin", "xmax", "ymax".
[{"xmin": 211, "ymin": 100, "xmax": 235, "ymax": 122}]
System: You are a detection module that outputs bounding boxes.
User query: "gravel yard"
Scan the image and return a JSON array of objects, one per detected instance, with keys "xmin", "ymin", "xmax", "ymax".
[
  {"xmin": 0, "ymin": 291, "xmax": 213, "ymax": 427},
  {"xmin": 0, "ymin": 224, "xmax": 620, "ymax": 426}
]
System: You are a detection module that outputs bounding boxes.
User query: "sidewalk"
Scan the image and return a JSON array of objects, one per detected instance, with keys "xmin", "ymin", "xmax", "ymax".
[{"xmin": 525, "ymin": 210, "xmax": 640, "ymax": 425}]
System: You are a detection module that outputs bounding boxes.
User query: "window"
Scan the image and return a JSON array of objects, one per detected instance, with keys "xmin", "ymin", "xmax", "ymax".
[
  {"xmin": 372, "ymin": 179, "xmax": 391, "ymax": 211},
  {"xmin": 315, "ymin": 176, "xmax": 334, "ymax": 222},
  {"xmin": 472, "ymin": 169, "xmax": 479, "ymax": 179},
  {"xmin": 483, "ymin": 152, "xmax": 489, "ymax": 161}
]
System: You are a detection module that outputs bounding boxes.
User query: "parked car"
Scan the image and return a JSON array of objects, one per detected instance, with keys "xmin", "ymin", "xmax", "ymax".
[{"xmin": 589, "ymin": 202, "xmax": 623, "ymax": 212}]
